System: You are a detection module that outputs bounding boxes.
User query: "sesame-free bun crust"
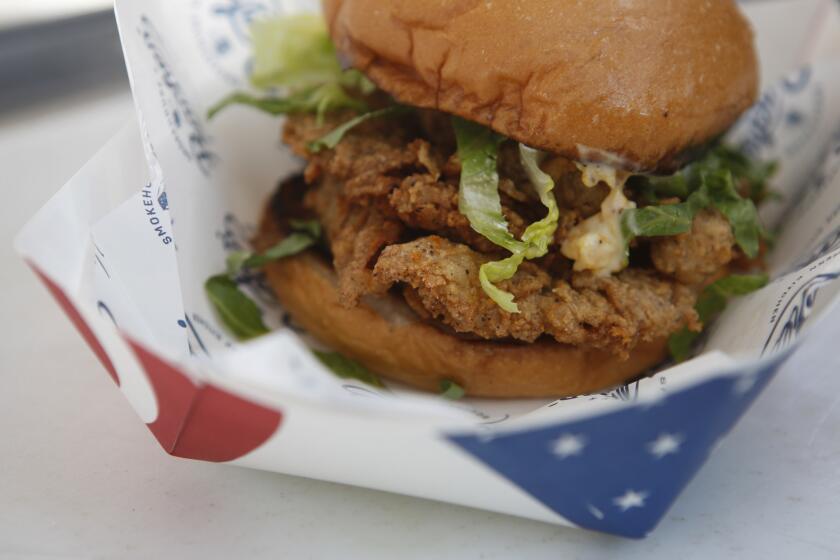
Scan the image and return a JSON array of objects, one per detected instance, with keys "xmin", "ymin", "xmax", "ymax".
[
  {"xmin": 324, "ymin": 0, "xmax": 758, "ymax": 172},
  {"xmin": 257, "ymin": 207, "xmax": 667, "ymax": 398}
]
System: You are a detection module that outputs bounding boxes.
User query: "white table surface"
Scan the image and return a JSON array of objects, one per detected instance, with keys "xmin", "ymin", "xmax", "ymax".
[{"xmin": 3, "ymin": 75, "xmax": 840, "ymax": 560}]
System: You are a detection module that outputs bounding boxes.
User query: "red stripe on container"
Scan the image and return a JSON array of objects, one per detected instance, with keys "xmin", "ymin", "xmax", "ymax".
[
  {"xmin": 128, "ymin": 340, "xmax": 198, "ymax": 452},
  {"xmin": 30, "ymin": 263, "xmax": 120, "ymax": 386},
  {"xmin": 30, "ymin": 262, "xmax": 282, "ymax": 462},
  {"xmin": 128, "ymin": 340, "xmax": 282, "ymax": 462}
]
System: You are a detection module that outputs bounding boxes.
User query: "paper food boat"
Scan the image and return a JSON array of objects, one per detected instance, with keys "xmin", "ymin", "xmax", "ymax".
[{"xmin": 14, "ymin": 0, "xmax": 840, "ymax": 538}]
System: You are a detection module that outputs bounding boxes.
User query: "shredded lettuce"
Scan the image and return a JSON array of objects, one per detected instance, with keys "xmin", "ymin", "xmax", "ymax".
[
  {"xmin": 452, "ymin": 118, "xmax": 523, "ymax": 312},
  {"xmin": 208, "ymin": 14, "xmax": 372, "ymax": 123},
  {"xmin": 668, "ymin": 273, "xmax": 769, "ymax": 361},
  {"xmin": 519, "ymin": 145, "xmax": 560, "ymax": 254},
  {"xmin": 249, "ymin": 14, "xmax": 342, "ymax": 90},
  {"xmin": 287, "ymin": 218, "xmax": 322, "ymax": 238},
  {"xmin": 340, "ymin": 68, "xmax": 377, "ymax": 96},
  {"xmin": 476, "ymin": 145, "xmax": 560, "ymax": 311},
  {"xmin": 478, "ymin": 254, "xmax": 526, "ymax": 312},
  {"xmin": 208, "ymin": 78, "xmax": 368, "ymax": 123},
  {"xmin": 439, "ymin": 379, "xmax": 465, "ymax": 400},
  {"xmin": 226, "ymin": 220, "xmax": 321, "ymax": 276},
  {"xmin": 308, "ymin": 106, "xmax": 407, "ymax": 152},
  {"xmin": 453, "ymin": 118, "xmax": 522, "ymax": 254},
  {"xmin": 452, "ymin": 118, "xmax": 560, "ymax": 312}
]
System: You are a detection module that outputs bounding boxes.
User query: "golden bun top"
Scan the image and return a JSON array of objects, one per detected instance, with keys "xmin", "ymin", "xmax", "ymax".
[{"xmin": 324, "ymin": 0, "xmax": 759, "ymax": 171}]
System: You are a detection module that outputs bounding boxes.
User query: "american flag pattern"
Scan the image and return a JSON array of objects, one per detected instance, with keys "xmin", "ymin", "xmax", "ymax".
[{"xmin": 448, "ymin": 355, "xmax": 789, "ymax": 538}]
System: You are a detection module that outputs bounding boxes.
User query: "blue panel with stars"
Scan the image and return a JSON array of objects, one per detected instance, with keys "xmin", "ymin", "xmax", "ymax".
[{"xmin": 447, "ymin": 356, "xmax": 789, "ymax": 538}]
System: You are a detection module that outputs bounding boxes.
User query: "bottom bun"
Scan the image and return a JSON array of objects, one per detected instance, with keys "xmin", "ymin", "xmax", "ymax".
[{"xmin": 257, "ymin": 208, "xmax": 667, "ymax": 398}]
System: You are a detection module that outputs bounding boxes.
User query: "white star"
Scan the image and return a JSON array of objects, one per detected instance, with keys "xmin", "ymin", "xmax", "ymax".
[
  {"xmin": 647, "ymin": 432, "xmax": 683, "ymax": 459},
  {"xmin": 733, "ymin": 374, "xmax": 759, "ymax": 396},
  {"xmin": 549, "ymin": 433, "xmax": 586, "ymax": 458},
  {"xmin": 477, "ymin": 431, "xmax": 497, "ymax": 443},
  {"xmin": 613, "ymin": 489, "xmax": 648, "ymax": 511}
]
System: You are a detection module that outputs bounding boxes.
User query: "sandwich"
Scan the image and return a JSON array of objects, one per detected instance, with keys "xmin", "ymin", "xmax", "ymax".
[{"xmin": 208, "ymin": 0, "xmax": 775, "ymax": 398}]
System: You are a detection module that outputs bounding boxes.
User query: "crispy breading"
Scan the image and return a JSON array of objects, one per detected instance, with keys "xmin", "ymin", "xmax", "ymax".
[
  {"xmin": 287, "ymin": 112, "xmax": 533, "ymax": 253},
  {"xmin": 542, "ymin": 157, "xmax": 611, "ymax": 218},
  {"xmin": 280, "ymin": 112, "xmax": 729, "ymax": 354},
  {"xmin": 283, "ymin": 111, "xmax": 431, "ymax": 186},
  {"xmin": 305, "ymin": 175, "xmax": 404, "ymax": 306},
  {"xmin": 373, "ymin": 236, "xmax": 699, "ymax": 355},
  {"xmin": 388, "ymin": 174, "xmax": 530, "ymax": 253},
  {"xmin": 650, "ymin": 209, "xmax": 736, "ymax": 284}
]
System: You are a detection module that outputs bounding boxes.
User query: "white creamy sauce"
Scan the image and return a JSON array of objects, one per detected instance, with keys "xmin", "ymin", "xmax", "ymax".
[
  {"xmin": 574, "ymin": 161, "xmax": 624, "ymax": 190},
  {"xmin": 575, "ymin": 144, "xmax": 641, "ymax": 172},
  {"xmin": 561, "ymin": 164, "xmax": 635, "ymax": 276}
]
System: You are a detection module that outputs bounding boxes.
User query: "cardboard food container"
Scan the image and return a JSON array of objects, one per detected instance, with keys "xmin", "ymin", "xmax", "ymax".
[{"xmin": 14, "ymin": 1, "xmax": 840, "ymax": 538}]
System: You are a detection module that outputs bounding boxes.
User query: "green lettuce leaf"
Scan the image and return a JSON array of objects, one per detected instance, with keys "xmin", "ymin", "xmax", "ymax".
[
  {"xmin": 666, "ymin": 329, "xmax": 698, "ymax": 365},
  {"xmin": 249, "ymin": 14, "xmax": 342, "ymax": 90},
  {"xmin": 644, "ymin": 172, "xmax": 692, "ymax": 200},
  {"xmin": 472, "ymin": 146, "xmax": 560, "ymax": 312},
  {"xmin": 621, "ymin": 185, "xmax": 710, "ymax": 240},
  {"xmin": 226, "ymin": 232, "xmax": 315, "ymax": 275},
  {"xmin": 453, "ymin": 118, "xmax": 523, "ymax": 254},
  {"xmin": 226, "ymin": 219, "xmax": 321, "ymax": 276},
  {"xmin": 478, "ymin": 254, "xmax": 526, "ymax": 313},
  {"xmin": 703, "ymin": 169, "xmax": 761, "ymax": 258},
  {"xmin": 208, "ymin": 14, "xmax": 374, "ymax": 123},
  {"xmin": 623, "ymin": 166, "xmax": 761, "ymax": 258},
  {"xmin": 621, "ymin": 204, "xmax": 694, "ymax": 239},
  {"xmin": 452, "ymin": 118, "xmax": 563, "ymax": 312},
  {"xmin": 314, "ymin": 351, "xmax": 385, "ymax": 388},
  {"xmin": 629, "ymin": 146, "xmax": 772, "ymax": 256},
  {"xmin": 668, "ymin": 273, "xmax": 769, "ymax": 361},
  {"xmin": 452, "ymin": 118, "xmax": 526, "ymax": 312},
  {"xmin": 308, "ymin": 106, "xmax": 407, "ymax": 152},
  {"xmin": 637, "ymin": 145, "xmax": 776, "ymax": 203},
  {"xmin": 288, "ymin": 218, "xmax": 322, "ymax": 238},
  {"xmin": 704, "ymin": 273, "xmax": 769, "ymax": 297},
  {"xmin": 519, "ymin": 144, "xmax": 560, "ymax": 255},
  {"xmin": 205, "ymin": 275, "xmax": 270, "ymax": 340},
  {"xmin": 711, "ymin": 145, "xmax": 779, "ymax": 202},
  {"xmin": 207, "ymin": 83, "xmax": 368, "ymax": 122},
  {"xmin": 208, "ymin": 219, "xmax": 323, "ymax": 341},
  {"xmin": 439, "ymin": 379, "xmax": 465, "ymax": 400},
  {"xmin": 208, "ymin": 92, "xmax": 307, "ymax": 120},
  {"xmin": 340, "ymin": 68, "xmax": 377, "ymax": 95}
]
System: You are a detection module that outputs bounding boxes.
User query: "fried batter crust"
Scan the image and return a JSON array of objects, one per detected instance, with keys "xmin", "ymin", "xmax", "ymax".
[
  {"xmin": 280, "ymin": 112, "xmax": 727, "ymax": 353},
  {"xmin": 650, "ymin": 209, "xmax": 736, "ymax": 284},
  {"xmin": 373, "ymin": 235, "xmax": 699, "ymax": 356}
]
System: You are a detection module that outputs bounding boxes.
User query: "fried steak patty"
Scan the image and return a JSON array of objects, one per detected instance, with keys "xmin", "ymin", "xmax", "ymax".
[{"xmin": 277, "ymin": 110, "xmax": 740, "ymax": 357}]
